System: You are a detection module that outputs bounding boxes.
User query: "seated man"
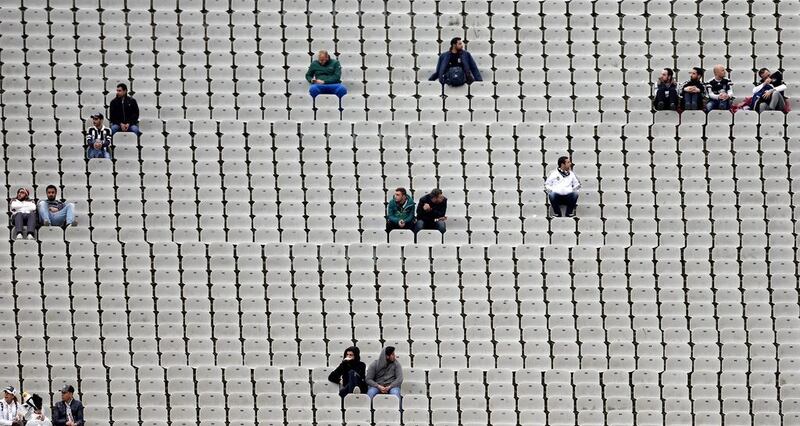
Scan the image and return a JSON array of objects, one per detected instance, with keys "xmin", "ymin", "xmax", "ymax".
[
  {"xmin": 365, "ymin": 347, "xmax": 402, "ymax": 400},
  {"xmin": 681, "ymin": 67, "xmax": 706, "ymax": 110},
  {"xmin": 415, "ymin": 188, "xmax": 447, "ymax": 234},
  {"xmin": 705, "ymin": 64, "xmax": 733, "ymax": 111},
  {"xmin": 306, "ymin": 50, "xmax": 347, "ymax": 99},
  {"xmin": 109, "ymin": 83, "xmax": 141, "ymax": 135},
  {"xmin": 328, "ymin": 346, "xmax": 367, "ymax": 398},
  {"xmin": 752, "ymin": 67, "xmax": 788, "ymax": 112},
  {"xmin": 86, "ymin": 112, "xmax": 112, "ymax": 159},
  {"xmin": 545, "ymin": 156, "xmax": 581, "ymax": 218},
  {"xmin": 38, "ymin": 185, "xmax": 76, "ymax": 227},
  {"xmin": 653, "ymin": 68, "xmax": 679, "ymax": 111},
  {"xmin": 386, "ymin": 187, "xmax": 416, "ymax": 232},
  {"xmin": 429, "ymin": 37, "xmax": 482, "ymax": 86}
]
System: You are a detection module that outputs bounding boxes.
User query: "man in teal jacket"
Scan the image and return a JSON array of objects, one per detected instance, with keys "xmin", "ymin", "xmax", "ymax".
[
  {"xmin": 386, "ymin": 187, "xmax": 416, "ymax": 232},
  {"xmin": 306, "ymin": 50, "xmax": 347, "ymax": 99}
]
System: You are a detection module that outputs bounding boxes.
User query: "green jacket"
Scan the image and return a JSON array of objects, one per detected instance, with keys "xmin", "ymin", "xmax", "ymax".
[
  {"xmin": 387, "ymin": 196, "xmax": 415, "ymax": 225},
  {"xmin": 305, "ymin": 59, "xmax": 342, "ymax": 84}
]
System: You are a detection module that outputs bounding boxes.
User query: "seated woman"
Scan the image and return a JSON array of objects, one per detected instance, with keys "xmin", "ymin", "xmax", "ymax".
[{"xmin": 10, "ymin": 188, "xmax": 37, "ymax": 240}]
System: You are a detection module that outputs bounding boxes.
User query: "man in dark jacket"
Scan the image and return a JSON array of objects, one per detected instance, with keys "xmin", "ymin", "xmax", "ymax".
[
  {"xmin": 653, "ymin": 68, "xmax": 679, "ymax": 111},
  {"xmin": 51, "ymin": 385, "xmax": 83, "ymax": 426},
  {"xmin": 328, "ymin": 346, "xmax": 367, "ymax": 398},
  {"xmin": 38, "ymin": 185, "xmax": 76, "ymax": 228},
  {"xmin": 306, "ymin": 50, "xmax": 347, "ymax": 99},
  {"xmin": 429, "ymin": 37, "xmax": 482, "ymax": 86},
  {"xmin": 415, "ymin": 188, "xmax": 447, "ymax": 233},
  {"xmin": 681, "ymin": 67, "xmax": 706, "ymax": 110},
  {"xmin": 108, "ymin": 83, "xmax": 141, "ymax": 135}
]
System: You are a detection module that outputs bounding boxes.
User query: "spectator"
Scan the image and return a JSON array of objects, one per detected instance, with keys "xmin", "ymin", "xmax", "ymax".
[
  {"xmin": 705, "ymin": 64, "xmax": 734, "ymax": 111},
  {"xmin": 429, "ymin": 37, "xmax": 482, "ymax": 86},
  {"xmin": 681, "ymin": 67, "xmax": 706, "ymax": 110},
  {"xmin": 51, "ymin": 385, "xmax": 83, "ymax": 426},
  {"xmin": 38, "ymin": 185, "xmax": 76, "ymax": 228},
  {"xmin": 328, "ymin": 346, "xmax": 367, "ymax": 398},
  {"xmin": 0, "ymin": 386, "xmax": 20, "ymax": 425},
  {"xmin": 108, "ymin": 83, "xmax": 140, "ymax": 136},
  {"xmin": 653, "ymin": 68, "xmax": 679, "ymax": 111},
  {"xmin": 415, "ymin": 188, "xmax": 447, "ymax": 234},
  {"xmin": 10, "ymin": 188, "xmax": 36, "ymax": 240},
  {"xmin": 752, "ymin": 67, "xmax": 788, "ymax": 112},
  {"xmin": 85, "ymin": 113, "xmax": 112, "ymax": 160},
  {"xmin": 365, "ymin": 346, "xmax": 403, "ymax": 400},
  {"xmin": 545, "ymin": 156, "xmax": 581, "ymax": 218},
  {"xmin": 20, "ymin": 393, "xmax": 50, "ymax": 426},
  {"xmin": 386, "ymin": 187, "xmax": 416, "ymax": 233},
  {"xmin": 305, "ymin": 50, "xmax": 347, "ymax": 99}
]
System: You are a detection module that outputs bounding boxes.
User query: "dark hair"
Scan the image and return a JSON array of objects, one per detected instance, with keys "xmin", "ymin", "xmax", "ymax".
[
  {"xmin": 557, "ymin": 156, "xmax": 570, "ymax": 167},
  {"xmin": 395, "ymin": 187, "xmax": 407, "ymax": 196},
  {"xmin": 758, "ymin": 67, "xmax": 770, "ymax": 76},
  {"xmin": 663, "ymin": 68, "xmax": 674, "ymax": 79},
  {"xmin": 692, "ymin": 67, "xmax": 705, "ymax": 77},
  {"xmin": 46, "ymin": 185, "xmax": 57, "ymax": 192},
  {"xmin": 385, "ymin": 346, "xmax": 395, "ymax": 356},
  {"xmin": 116, "ymin": 83, "xmax": 128, "ymax": 91},
  {"xmin": 450, "ymin": 37, "xmax": 462, "ymax": 47},
  {"xmin": 430, "ymin": 188, "xmax": 443, "ymax": 197}
]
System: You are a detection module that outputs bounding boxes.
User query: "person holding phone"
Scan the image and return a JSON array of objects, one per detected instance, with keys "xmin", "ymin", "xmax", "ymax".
[{"xmin": 328, "ymin": 346, "xmax": 367, "ymax": 398}]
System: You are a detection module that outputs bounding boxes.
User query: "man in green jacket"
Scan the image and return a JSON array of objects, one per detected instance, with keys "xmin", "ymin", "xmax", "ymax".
[
  {"xmin": 386, "ymin": 187, "xmax": 416, "ymax": 232},
  {"xmin": 306, "ymin": 50, "xmax": 347, "ymax": 99}
]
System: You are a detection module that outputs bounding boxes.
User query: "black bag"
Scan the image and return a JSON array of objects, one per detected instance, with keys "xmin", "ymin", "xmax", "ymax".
[{"xmin": 445, "ymin": 66, "xmax": 466, "ymax": 86}]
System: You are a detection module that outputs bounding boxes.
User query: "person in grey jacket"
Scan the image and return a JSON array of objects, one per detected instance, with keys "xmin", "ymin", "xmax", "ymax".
[{"xmin": 365, "ymin": 346, "xmax": 403, "ymax": 400}]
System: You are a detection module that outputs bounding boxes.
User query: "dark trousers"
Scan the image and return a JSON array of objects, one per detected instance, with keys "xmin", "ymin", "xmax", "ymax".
[
  {"xmin": 13, "ymin": 213, "xmax": 36, "ymax": 237},
  {"xmin": 386, "ymin": 220, "xmax": 416, "ymax": 233},
  {"xmin": 683, "ymin": 92, "xmax": 702, "ymax": 110},
  {"xmin": 654, "ymin": 87, "xmax": 679, "ymax": 110},
  {"xmin": 339, "ymin": 370, "xmax": 367, "ymax": 398},
  {"xmin": 549, "ymin": 192, "xmax": 578, "ymax": 217}
]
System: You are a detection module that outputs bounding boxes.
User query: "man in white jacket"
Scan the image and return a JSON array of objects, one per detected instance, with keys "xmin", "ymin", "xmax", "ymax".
[{"xmin": 545, "ymin": 156, "xmax": 581, "ymax": 217}]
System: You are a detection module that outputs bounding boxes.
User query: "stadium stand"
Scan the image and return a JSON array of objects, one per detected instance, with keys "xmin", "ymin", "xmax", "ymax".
[{"xmin": 1, "ymin": 0, "xmax": 800, "ymax": 424}]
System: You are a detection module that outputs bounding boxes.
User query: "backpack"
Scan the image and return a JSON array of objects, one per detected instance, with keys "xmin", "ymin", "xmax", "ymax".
[{"xmin": 445, "ymin": 66, "xmax": 466, "ymax": 86}]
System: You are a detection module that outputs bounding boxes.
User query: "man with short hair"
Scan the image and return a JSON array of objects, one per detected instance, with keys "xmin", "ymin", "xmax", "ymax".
[
  {"xmin": 752, "ymin": 67, "xmax": 788, "ymax": 112},
  {"xmin": 545, "ymin": 156, "xmax": 581, "ymax": 218},
  {"xmin": 51, "ymin": 385, "xmax": 83, "ymax": 426},
  {"xmin": 306, "ymin": 50, "xmax": 347, "ymax": 99},
  {"xmin": 705, "ymin": 64, "xmax": 733, "ymax": 111},
  {"xmin": 681, "ymin": 67, "xmax": 706, "ymax": 110},
  {"xmin": 653, "ymin": 68, "xmax": 679, "ymax": 111},
  {"xmin": 38, "ymin": 185, "xmax": 76, "ymax": 228},
  {"xmin": 415, "ymin": 188, "xmax": 447, "ymax": 234},
  {"xmin": 108, "ymin": 83, "xmax": 140, "ymax": 135},
  {"xmin": 429, "ymin": 37, "xmax": 483, "ymax": 86},
  {"xmin": 85, "ymin": 112, "xmax": 112, "ymax": 159},
  {"xmin": 386, "ymin": 187, "xmax": 416, "ymax": 232},
  {"xmin": 365, "ymin": 346, "xmax": 403, "ymax": 400}
]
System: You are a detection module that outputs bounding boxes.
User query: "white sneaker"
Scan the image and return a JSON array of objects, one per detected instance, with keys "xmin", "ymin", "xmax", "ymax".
[
  {"xmin": 15, "ymin": 233, "xmax": 23, "ymax": 240},
  {"xmin": 26, "ymin": 234, "xmax": 34, "ymax": 240}
]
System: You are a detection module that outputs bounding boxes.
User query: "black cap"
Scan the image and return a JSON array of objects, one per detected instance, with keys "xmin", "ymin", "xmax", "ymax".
[{"xmin": 60, "ymin": 384, "xmax": 74, "ymax": 393}]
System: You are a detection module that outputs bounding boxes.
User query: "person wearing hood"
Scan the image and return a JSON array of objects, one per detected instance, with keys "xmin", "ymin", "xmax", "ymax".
[
  {"xmin": 0, "ymin": 386, "xmax": 20, "ymax": 425},
  {"xmin": 365, "ymin": 346, "xmax": 403, "ymax": 400},
  {"xmin": 10, "ymin": 188, "xmax": 37, "ymax": 240},
  {"xmin": 328, "ymin": 346, "xmax": 367, "ymax": 398},
  {"xmin": 386, "ymin": 188, "xmax": 416, "ymax": 233}
]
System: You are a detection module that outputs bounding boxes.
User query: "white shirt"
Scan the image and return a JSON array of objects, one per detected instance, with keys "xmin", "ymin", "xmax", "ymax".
[
  {"xmin": 545, "ymin": 169, "xmax": 581, "ymax": 196},
  {"xmin": 0, "ymin": 400, "xmax": 20, "ymax": 425}
]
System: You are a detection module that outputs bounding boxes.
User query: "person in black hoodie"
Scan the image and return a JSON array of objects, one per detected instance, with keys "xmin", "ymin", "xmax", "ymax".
[
  {"xmin": 653, "ymin": 68, "xmax": 679, "ymax": 111},
  {"xmin": 328, "ymin": 346, "xmax": 367, "ymax": 398},
  {"xmin": 415, "ymin": 188, "xmax": 447, "ymax": 233},
  {"xmin": 108, "ymin": 83, "xmax": 141, "ymax": 135}
]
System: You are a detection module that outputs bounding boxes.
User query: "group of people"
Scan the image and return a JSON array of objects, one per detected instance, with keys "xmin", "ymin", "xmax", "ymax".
[
  {"xmin": 86, "ymin": 83, "xmax": 141, "ymax": 160},
  {"xmin": 385, "ymin": 188, "xmax": 448, "ymax": 234},
  {"xmin": 328, "ymin": 346, "xmax": 403, "ymax": 401},
  {"xmin": 0, "ymin": 385, "xmax": 83, "ymax": 426},
  {"xmin": 654, "ymin": 65, "xmax": 788, "ymax": 113},
  {"xmin": 10, "ymin": 186, "xmax": 76, "ymax": 240}
]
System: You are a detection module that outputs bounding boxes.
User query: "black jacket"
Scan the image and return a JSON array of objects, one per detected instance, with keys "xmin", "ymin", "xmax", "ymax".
[
  {"xmin": 328, "ymin": 346, "xmax": 366, "ymax": 387},
  {"xmin": 108, "ymin": 95, "xmax": 140, "ymax": 125},
  {"xmin": 52, "ymin": 399, "xmax": 84, "ymax": 426},
  {"xmin": 416, "ymin": 194, "xmax": 448, "ymax": 223}
]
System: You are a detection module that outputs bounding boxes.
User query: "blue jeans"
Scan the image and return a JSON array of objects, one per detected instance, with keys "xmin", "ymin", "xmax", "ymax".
[
  {"xmin": 683, "ymin": 92, "xmax": 702, "ymax": 110},
  {"xmin": 705, "ymin": 98, "xmax": 730, "ymax": 111},
  {"xmin": 367, "ymin": 386, "xmax": 401, "ymax": 402},
  {"xmin": 87, "ymin": 147, "xmax": 111, "ymax": 159},
  {"xmin": 415, "ymin": 219, "xmax": 446, "ymax": 234},
  {"xmin": 38, "ymin": 201, "xmax": 75, "ymax": 226},
  {"xmin": 549, "ymin": 192, "xmax": 578, "ymax": 217},
  {"xmin": 339, "ymin": 370, "xmax": 367, "ymax": 398},
  {"xmin": 309, "ymin": 83, "xmax": 347, "ymax": 98},
  {"xmin": 110, "ymin": 123, "xmax": 141, "ymax": 135}
]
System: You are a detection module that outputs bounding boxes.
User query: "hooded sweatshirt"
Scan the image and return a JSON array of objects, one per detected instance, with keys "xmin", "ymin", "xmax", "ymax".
[
  {"xmin": 386, "ymin": 195, "xmax": 415, "ymax": 225},
  {"xmin": 328, "ymin": 346, "xmax": 366, "ymax": 387},
  {"xmin": 366, "ymin": 347, "xmax": 403, "ymax": 388}
]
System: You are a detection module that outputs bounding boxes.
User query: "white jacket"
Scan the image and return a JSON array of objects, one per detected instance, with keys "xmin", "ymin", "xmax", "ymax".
[
  {"xmin": 0, "ymin": 400, "xmax": 20, "ymax": 425},
  {"xmin": 25, "ymin": 414, "xmax": 52, "ymax": 426},
  {"xmin": 10, "ymin": 200, "xmax": 36, "ymax": 215},
  {"xmin": 545, "ymin": 169, "xmax": 581, "ymax": 195}
]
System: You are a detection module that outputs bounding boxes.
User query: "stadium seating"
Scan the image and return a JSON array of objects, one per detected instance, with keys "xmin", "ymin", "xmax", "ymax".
[{"xmin": 1, "ymin": 0, "xmax": 800, "ymax": 424}]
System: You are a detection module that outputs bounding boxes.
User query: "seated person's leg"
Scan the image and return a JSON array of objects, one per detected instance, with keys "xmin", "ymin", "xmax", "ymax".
[
  {"xmin": 49, "ymin": 206, "xmax": 69, "ymax": 227},
  {"xmin": 308, "ymin": 85, "xmax": 321, "ymax": 98},
  {"xmin": 435, "ymin": 220, "xmax": 446, "ymax": 233},
  {"xmin": 414, "ymin": 220, "xmax": 425, "ymax": 233},
  {"xmin": 13, "ymin": 214, "xmax": 25, "ymax": 237},
  {"xmin": 367, "ymin": 387, "xmax": 380, "ymax": 399},
  {"xmin": 548, "ymin": 192, "xmax": 562, "ymax": 217},
  {"xmin": 110, "ymin": 123, "xmax": 120, "ymax": 134},
  {"xmin": 129, "ymin": 124, "xmax": 141, "ymax": 135},
  {"xmin": 65, "ymin": 203, "xmax": 75, "ymax": 225},
  {"xmin": 334, "ymin": 84, "xmax": 347, "ymax": 98},
  {"xmin": 705, "ymin": 100, "xmax": 716, "ymax": 112},
  {"xmin": 37, "ymin": 201, "xmax": 50, "ymax": 225},
  {"xmin": 564, "ymin": 193, "xmax": 579, "ymax": 217},
  {"xmin": 770, "ymin": 92, "xmax": 785, "ymax": 111},
  {"xmin": 25, "ymin": 213, "xmax": 36, "ymax": 237}
]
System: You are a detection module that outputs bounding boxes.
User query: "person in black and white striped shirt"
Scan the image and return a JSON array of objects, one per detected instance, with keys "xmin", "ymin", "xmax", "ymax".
[{"xmin": 85, "ymin": 112, "xmax": 112, "ymax": 160}]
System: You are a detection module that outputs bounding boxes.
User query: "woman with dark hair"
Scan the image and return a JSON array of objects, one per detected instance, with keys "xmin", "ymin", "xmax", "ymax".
[
  {"xmin": 10, "ymin": 188, "xmax": 37, "ymax": 240},
  {"xmin": 328, "ymin": 346, "xmax": 367, "ymax": 398}
]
